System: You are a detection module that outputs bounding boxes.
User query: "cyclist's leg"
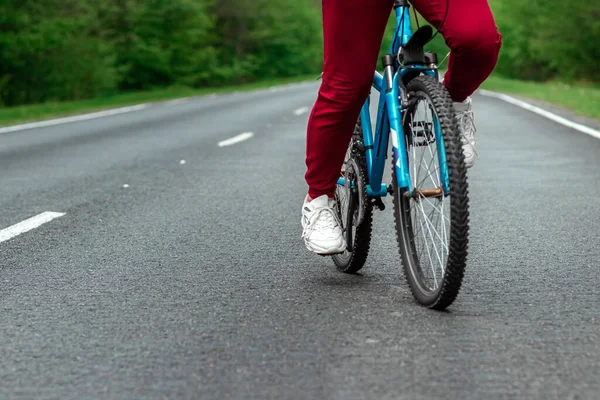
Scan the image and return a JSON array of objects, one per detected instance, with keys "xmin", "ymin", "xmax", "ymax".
[
  {"xmin": 305, "ymin": 0, "xmax": 393, "ymax": 200},
  {"xmin": 410, "ymin": 0, "xmax": 502, "ymax": 102}
]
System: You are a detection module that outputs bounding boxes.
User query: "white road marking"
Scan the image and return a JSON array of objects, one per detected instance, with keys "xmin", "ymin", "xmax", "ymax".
[
  {"xmin": 0, "ymin": 212, "xmax": 65, "ymax": 244},
  {"xmin": 0, "ymin": 104, "xmax": 149, "ymax": 134},
  {"xmin": 123, "ymin": 184, "xmax": 130, "ymax": 188},
  {"xmin": 294, "ymin": 106, "xmax": 310, "ymax": 116},
  {"xmin": 0, "ymin": 79, "xmax": 321, "ymax": 134},
  {"xmin": 180, "ymin": 160, "xmax": 186, "ymax": 165},
  {"xmin": 479, "ymin": 89, "xmax": 600, "ymax": 140},
  {"xmin": 218, "ymin": 132, "xmax": 254, "ymax": 147},
  {"xmin": 0, "ymin": 81, "xmax": 317, "ymax": 134}
]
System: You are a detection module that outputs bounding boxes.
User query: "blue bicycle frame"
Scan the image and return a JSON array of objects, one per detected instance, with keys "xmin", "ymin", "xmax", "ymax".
[{"xmin": 337, "ymin": 0, "xmax": 449, "ymax": 198}]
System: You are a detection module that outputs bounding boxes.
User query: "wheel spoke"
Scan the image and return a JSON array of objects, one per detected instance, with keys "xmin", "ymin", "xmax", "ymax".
[
  {"xmin": 417, "ymin": 201, "xmax": 445, "ymax": 285},
  {"xmin": 419, "ymin": 199, "xmax": 449, "ymax": 255},
  {"xmin": 417, "ymin": 209, "xmax": 438, "ymax": 289},
  {"xmin": 415, "ymin": 149, "xmax": 440, "ymax": 189},
  {"xmin": 422, "ymin": 196, "xmax": 451, "ymax": 231}
]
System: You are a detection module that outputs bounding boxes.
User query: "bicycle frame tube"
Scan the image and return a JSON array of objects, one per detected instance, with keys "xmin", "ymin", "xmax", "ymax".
[
  {"xmin": 360, "ymin": 5, "xmax": 413, "ymax": 198},
  {"xmin": 390, "ymin": 3, "xmax": 413, "ymax": 55},
  {"xmin": 387, "ymin": 73, "xmax": 411, "ymax": 193}
]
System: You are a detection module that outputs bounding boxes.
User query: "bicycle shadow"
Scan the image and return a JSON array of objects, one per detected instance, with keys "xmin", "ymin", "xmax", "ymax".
[{"xmin": 302, "ymin": 263, "xmax": 461, "ymax": 315}]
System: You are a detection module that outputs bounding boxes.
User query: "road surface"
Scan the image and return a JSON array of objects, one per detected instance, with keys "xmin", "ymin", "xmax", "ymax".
[{"xmin": 1, "ymin": 82, "xmax": 599, "ymax": 399}]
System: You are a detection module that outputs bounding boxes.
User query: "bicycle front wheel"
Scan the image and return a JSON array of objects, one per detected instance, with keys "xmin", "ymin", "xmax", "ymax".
[{"xmin": 392, "ymin": 76, "xmax": 470, "ymax": 310}]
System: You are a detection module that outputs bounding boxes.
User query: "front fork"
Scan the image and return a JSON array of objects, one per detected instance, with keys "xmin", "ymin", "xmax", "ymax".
[{"xmin": 383, "ymin": 55, "xmax": 412, "ymax": 197}]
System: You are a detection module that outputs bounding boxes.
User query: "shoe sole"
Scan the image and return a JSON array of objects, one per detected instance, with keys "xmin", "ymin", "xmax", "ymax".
[{"xmin": 304, "ymin": 240, "xmax": 346, "ymax": 255}]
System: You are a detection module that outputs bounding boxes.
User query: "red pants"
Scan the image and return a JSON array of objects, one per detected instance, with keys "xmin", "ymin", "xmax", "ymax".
[{"xmin": 305, "ymin": 0, "xmax": 502, "ymax": 199}]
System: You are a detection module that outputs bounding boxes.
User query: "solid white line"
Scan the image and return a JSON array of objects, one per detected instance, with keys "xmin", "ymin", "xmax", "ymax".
[
  {"xmin": 0, "ymin": 212, "xmax": 66, "ymax": 243},
  {"xmin": 0, "ymin": 104, "xmax": 149, "ymax": 134},
  {"xmin": 0, "ymin": 80, "xmax": 317, "ymax": 134},
  {"xmin": 478, "ymin": 89, "xmax": 600, "ymax": 140},
  {"xmin": 218, "ymin": 132, "xmax": 254, "ymax": 147},
  {"xmin": 294, "ymin": 106, "xmax": 310, "ymax": 116}
]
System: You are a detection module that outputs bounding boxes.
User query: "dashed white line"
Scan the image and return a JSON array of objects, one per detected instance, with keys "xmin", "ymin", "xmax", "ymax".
[
  {"xmin": 294, "ymin": 106, "xmax": 310, "ymax": 116},
  {"xmin": 479, "ymin": 89, "xmax": 600, "ymax": 140},
  {"xmin": 0, "ymin": 105, "xmax": 149, "ymax": 134},
  {"xmin": 218, "ymin": 132, "xmax": 254, "ymax": 147},
  {"xmin": 0, "ymin": 212, "xmax": 66, "ymax": 244}
]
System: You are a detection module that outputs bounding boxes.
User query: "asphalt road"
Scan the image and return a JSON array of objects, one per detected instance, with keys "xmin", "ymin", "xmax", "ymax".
[{"xmin": 1, "ymin": 81, "xmax": 599, "ymax": 400}]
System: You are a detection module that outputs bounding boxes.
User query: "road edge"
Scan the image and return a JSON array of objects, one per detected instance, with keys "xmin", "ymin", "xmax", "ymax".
[
  {"xmin": 0, "ymin": 80, "xmax": 316, "ymax": 134},
  {"xmin": 478, "ymin": 89, "xmax": 600, "ymax": 140},
  {"xmin": 2, "ymin": 84, "xmax": 599, "ymax": 140}
]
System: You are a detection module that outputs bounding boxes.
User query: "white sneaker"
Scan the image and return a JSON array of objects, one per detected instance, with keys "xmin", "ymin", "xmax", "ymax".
[
  {"xmin": 301, "ymin": 194, "xmax": 346, "ymax": 255},
  {"xmin": 454, "ymin": 97, "xmax": 477, "ymax": 168}
]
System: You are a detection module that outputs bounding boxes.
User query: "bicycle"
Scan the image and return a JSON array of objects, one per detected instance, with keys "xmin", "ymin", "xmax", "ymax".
[{"xmin": 332, "ymin": 0, "xmax": 469, "ymax": 310}]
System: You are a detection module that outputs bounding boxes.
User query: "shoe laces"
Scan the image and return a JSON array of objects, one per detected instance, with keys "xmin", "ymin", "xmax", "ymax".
[
  {"xmin": 456, "ymin": 108, "xmax": 476, "ymax": 145},
  {"xmin": 302, "ymin": 204, "xmax": 341, "ymax": 239}
]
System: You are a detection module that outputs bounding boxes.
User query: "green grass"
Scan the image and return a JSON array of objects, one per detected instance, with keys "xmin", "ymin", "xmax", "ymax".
[
  {"xmin": 481, "ymin": 75, "xmax": 600, "ymax": 120},
  {"xmin": 0, "ymin": 74, "xmax": 318, "ymax": 127}
]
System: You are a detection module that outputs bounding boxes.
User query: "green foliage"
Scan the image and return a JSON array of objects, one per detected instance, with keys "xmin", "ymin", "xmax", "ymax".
[
  {"xmin": 0, "ymin": 0, "xmax": 598, "ymax": 107},
  {"xmin": 210, "ymin": 0, "xmax": 322, "ymax": 84},
  {"xmin": 0, "ymin": 0, "xmax": 116, "ymax": 105},
  {"xmin": 380, "ymin": 0, "xmax": 599, "ymax": 83},
  {"xmin": 491, "ymin": 0, "xmax": 600, "ymax": 82},
  {"xmin": 0, "ymin": 0, "xmax": 322, "ymax": 106}
]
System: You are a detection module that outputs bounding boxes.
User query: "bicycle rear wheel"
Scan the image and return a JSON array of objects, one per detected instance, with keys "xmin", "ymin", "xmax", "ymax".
[
  {"xmin": 333, "ymin": 118, "xmax": 373, "ymax": 273},
  {"xmin": 392, "ymin": 76, "xmax": 469, "ymax": 310}
]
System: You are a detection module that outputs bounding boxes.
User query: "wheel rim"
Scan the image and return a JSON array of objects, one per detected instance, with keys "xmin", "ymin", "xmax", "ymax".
[{"xmin": 404, "ymin": 92, "xmax": 451, "ymax": 293}]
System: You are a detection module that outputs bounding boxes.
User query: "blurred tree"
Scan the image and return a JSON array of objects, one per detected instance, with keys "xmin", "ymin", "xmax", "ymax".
[
  {"xmin": 0, "ymin": 0, "xmax": 597, "ymax": 107},
  {"xmin": 0, "ymin": 0, "xmax": 116, "ymax": 105},
  {"xmin": 492, "ymin": 0, "xmax": 600, "ymax": 82}
]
